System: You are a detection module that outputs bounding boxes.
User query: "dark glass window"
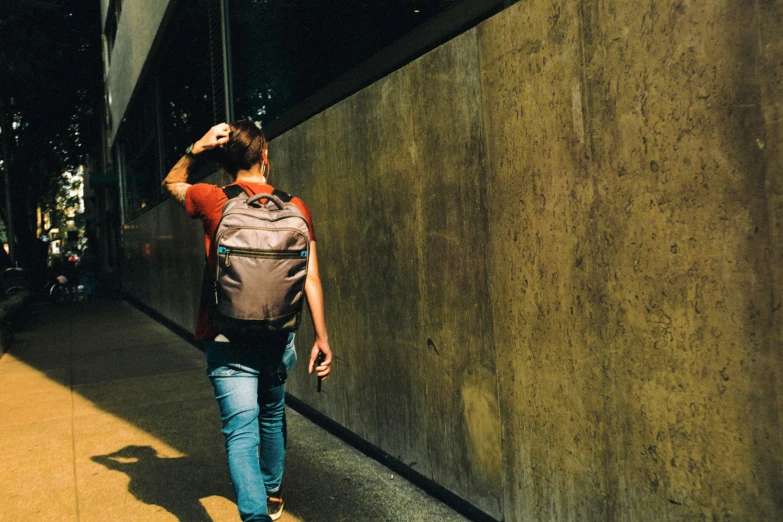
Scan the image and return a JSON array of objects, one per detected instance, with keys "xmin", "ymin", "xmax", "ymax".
[
  {"xmin": 122, "ymin": 82, "xmax": 160, "ymax": 213},
  {"xmin": 158, "ymin": 0, "xmax": 217, "ymax": 174},
  {"xmin": 229, "ymin": 0, "xmax": 502, "ymax": 130},
  {"xmin": 117, "ymin": 0, "xmax": 222, "ymax": 218},
  {"xmin": 104, "ymin": 0, "xmax": 122, "ymax": 59}
]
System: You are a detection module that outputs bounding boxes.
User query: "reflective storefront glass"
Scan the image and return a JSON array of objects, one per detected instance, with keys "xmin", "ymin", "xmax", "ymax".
[
  {"xmin": 229, "ymin": 0, "xmax": 474, "ymax": 128},
  {"xmin": 114, "ymin": 0, "xmax": 508, "ymax": 217},
  {"xmin": 118, "ymin": 0, "xmax": 220, "ymax": 218},
  {"xmin": 158, "ymin": 1, "xmax": 216, "ymax": 175},
  {"xmin": 122, "ymin": 81, "xmax": 161, "ymax": 213}
]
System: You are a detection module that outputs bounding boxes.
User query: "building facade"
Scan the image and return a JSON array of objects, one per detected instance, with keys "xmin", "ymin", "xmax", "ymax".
[{"xmin": 101, "ymin": 1, "xmax": 783, "ymax": 519}]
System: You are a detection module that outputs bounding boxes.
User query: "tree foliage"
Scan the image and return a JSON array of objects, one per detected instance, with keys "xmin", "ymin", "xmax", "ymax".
[{"xmin": 0, "ymin": 0, "xmax": 102, "ymax": 263}]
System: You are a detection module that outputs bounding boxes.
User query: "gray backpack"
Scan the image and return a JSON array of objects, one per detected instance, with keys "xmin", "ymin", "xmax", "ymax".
[{"xmin": 212, "ymin": 185, "xmax": 310, "ymax": 334}]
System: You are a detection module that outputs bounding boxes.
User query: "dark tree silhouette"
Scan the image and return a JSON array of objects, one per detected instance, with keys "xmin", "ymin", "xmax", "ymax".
[{"xmin": 0, "ymin": 0, "xmax": 102, "ymax": 266}]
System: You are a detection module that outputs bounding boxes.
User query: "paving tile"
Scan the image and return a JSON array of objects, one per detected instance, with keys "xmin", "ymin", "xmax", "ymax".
[
  {"xmin": 2, "ymin": 299, "xmax": 469, "ymax": 522},
  {"xmin": 0, "ymin": 363, "xmax": 71, "ymax": 394},
  {"xmin": 197, "ymin": 496, "xmax": 243, "ymax": 522},
  {"xmin": 72, "ymin": 369, "xmax": 213, "ymax": 418},
  {"xmin": 70, "ymin": 342, "xmax": 204, "ymax": 386},
  {"xmin": 0, "ymin": 418, "xmax": 78, "ymax": 522},
  {"xmin": 73, "ymin": 399, "xmax": 233, "ymax": 522},
  {"xmin": 0, "ymin": 342, "xmax": 71, "ymax": 373},
  {"xmin": 283, "ymin": 408, "xmax": 468, "ymax": 522},
  {"xmin": 0, "ymin": 383, "xmax": 72, "ymax": 426},
  {"xmin": 68, "ymin": 327, "xmax": 181, "ymax": 355}
]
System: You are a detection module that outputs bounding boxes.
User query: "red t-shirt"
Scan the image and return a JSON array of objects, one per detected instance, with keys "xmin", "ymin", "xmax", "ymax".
[{"xmin": 186, "ymin": 181, "xmax": 316, "ymax": 341}]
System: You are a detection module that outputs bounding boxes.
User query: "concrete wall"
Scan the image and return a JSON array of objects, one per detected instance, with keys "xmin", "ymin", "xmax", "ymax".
[
  {"xmin": 122, "ymin": 200, "xmax": 203, "ymax": 333},
  {"xmin": 271, "ymin": 27, "xmax": 503, "ymax": 516},
  {"xmin": 103, "ymin": 0, "xmax": 173, "ymax": 139},
  {"xmin": 99, "ymin": 0, "xmax": 109, "ymax": 29},
  {"xmin": 120, "ymin": 1, "xmax": 783, "ymax": 519},
  {"xmin": 762, "ymin": 0, "xmax": 783, "ymax": 497},
  {"xmin": 478, "ymin": 1, "xmax": 781, "ymax": 519}
]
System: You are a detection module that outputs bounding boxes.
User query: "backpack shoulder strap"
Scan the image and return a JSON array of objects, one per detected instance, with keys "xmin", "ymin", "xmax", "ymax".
[
  {"xmin": 272, "ymin": 188, "xmax": 292, "ymax": 202},
  {"xmin": 222, "ymin": 185, "xmax": 247, "ymax": 199},
  {"xmin": 224, "ymin": 184, "xmax": 292, "ymax": 203}
]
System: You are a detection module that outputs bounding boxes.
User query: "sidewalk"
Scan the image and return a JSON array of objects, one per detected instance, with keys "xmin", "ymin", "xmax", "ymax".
[{"xmin": 0, "ymin": 299, "xmax": 469, "ymax": 522}]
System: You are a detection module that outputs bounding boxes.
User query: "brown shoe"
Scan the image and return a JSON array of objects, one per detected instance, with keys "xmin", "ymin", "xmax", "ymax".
[{"xmin": 267, "ymin": 494, "xmax": 284, "ymax": 521}]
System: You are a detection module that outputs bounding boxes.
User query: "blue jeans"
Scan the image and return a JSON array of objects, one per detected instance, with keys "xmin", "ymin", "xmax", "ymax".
[{"xmin": 205, "ymin": 332, "xmax": 297, "ymax": 522}]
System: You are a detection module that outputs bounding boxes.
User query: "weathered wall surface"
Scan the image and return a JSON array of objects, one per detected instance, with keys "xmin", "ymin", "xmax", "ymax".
[
  {"xmin": 123, "ymin": 200, "xmax": 203, "ymax": 333},
  {"xmin": 119, "ymin": 1, "xmax": 782, "ymax": 519},
  {"xmin": 274, "ymin": 29, "xmax": 503, "ymax": 517},
  {"xmin": 99, "ymin": 0, "xmax": 110, "ymax": 29},
  {"xmin": 479, "ymin": 0, "xmax": 782, "ymax": 520},
  {"xmin": 760, "ymin": 0, "xmax": 783, "ymax": 483}
]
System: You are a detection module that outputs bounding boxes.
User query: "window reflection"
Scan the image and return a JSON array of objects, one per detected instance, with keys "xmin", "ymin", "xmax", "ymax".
[
  {"xmin": 158, "ymin": 0, "xmax": 215, "ymax": 174},
  {"xmin": 230, "ymin": 0, "xmax": 463, "ymax": 127},
  {"xmin": 113, "ymin": 0, "xmax": 505, "ymax": 218},
  {"xmin": 123, "ymin": 82, "xmax": 160, "ymax": 213},
  {"xmin": 116, "ymin": 0, "xmax": 219, "ymax": 218}
]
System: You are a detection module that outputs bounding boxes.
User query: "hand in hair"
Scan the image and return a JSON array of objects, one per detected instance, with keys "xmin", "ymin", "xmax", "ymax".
[
  {"xmin": 193, "ymin": 123, "xmax": 230, "ymax": 155},
  {"xmin": 162, "ymin": 122, "xmax": 230, "ymax": 208}
]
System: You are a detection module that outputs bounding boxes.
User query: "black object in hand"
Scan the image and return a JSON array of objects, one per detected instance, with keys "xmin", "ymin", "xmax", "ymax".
[{"xmin": 315, "ymin": 351, "xmax": 326, "ymax": 392}]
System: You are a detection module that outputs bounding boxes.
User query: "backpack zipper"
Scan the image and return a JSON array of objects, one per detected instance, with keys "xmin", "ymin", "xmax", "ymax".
[
  {"xmin": 218, "ymin": 246, "xmax": 308, "ymax": 267},
  {"xmin": 214, "ymin": 226, "xmax": 310, "ymax": 305}
]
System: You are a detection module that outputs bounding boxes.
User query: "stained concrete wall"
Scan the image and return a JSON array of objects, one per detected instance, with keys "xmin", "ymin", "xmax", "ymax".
[
  {"xmin": 479, "ymin": 1, "xmax": 781, "ymax": 519},
  {"xmin": 119, "ymin": 1, "xmax": 782, "ymax": 519},
  {"xmin": 762, "ymin": 0, "xmax": 783, "ymax": 491},
  {"xmin": 272, "ymin": 29, "xmax": 503, "ymax": 516},
  {"xmin": 122, "ymin": 201, "xmax": 203, "ymax": 333},
  {"xmin": 100, "ymin": 0, "xmax": 109, "ymax": 28}
]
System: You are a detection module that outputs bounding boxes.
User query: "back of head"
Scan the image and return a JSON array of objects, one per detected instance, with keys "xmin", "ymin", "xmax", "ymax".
[{"xmin": 216, "ymin": 120, "xmax": 268, "ymax": 177}]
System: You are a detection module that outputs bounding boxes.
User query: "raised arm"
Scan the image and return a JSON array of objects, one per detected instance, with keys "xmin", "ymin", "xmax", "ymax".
[
  {"xmin": 162, "ymin": 154, "xmax": 195, "ymax": 207},
  {"xmin": 305, "ymin": 241, "xmax": 332, "ymax": 379},
  {"xmin": 162, "ymin": 123, "xmax": 230, "ymax": 207}
]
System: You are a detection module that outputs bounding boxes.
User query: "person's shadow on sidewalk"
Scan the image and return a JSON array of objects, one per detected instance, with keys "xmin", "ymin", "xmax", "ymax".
[{"xmin": 91, "ymin": 445, "xmax": 234, "ymax": 521}]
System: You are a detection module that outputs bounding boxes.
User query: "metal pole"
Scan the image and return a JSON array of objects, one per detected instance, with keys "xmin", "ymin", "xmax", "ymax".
[
  {"xmin": 221, "ymin": 0, "xmax": 234, "ymax": 123},
  {"xmin": 0, "ymin": 98, "xmax": 16, "ymax": 265}
]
